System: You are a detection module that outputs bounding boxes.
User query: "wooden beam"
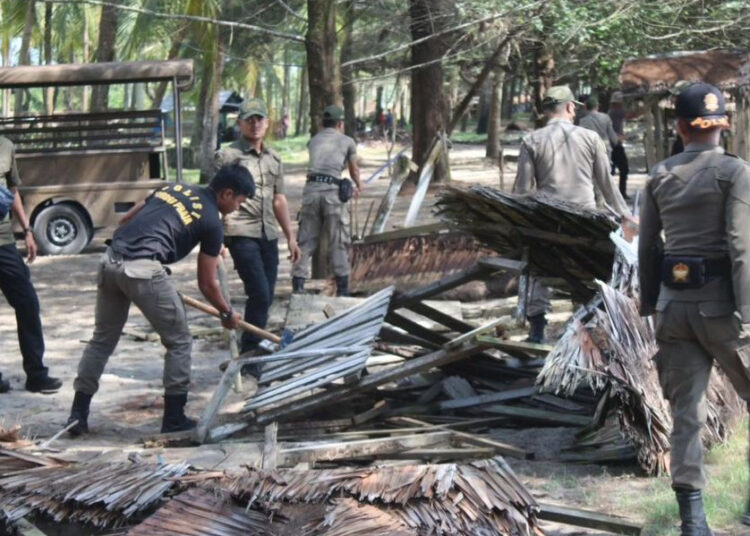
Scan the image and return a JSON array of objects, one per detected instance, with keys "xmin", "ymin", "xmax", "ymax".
[
  {"xmin": 537, "ymin": 503, "xmax": 642, "ymax": 535},
  {"xmin": 278, "ymin": 431, "xmax": 452, "ymax": 466},
  {"xmin": 477, "ymin": 256, "xmax": 527, "ymax": 273},
  {"xmin": 474, "ymin": 335, "xmax": 553, "ymax": 357},
  {"xmin": 438, "ymin": 386, "xmax": 538, "ymax": 410},
  {"xmin": 369, "ymin": 155, "xmax": 410, "ymax": 235},
  {"xmin": 395, "ymin": 416, "xmax": 531, "ymax": 460},
  {"xmin": 255, "ymin": 344, "xmax": 487, "ymax": 423},
  {"xmin": 445, "ymin": 318, "xmax": 505, "ymax": 349},
  {"xmin": 404, "ymin": 301, "xmax": 476, "ymax": 333},
  {"xmin": 386, "ymin": 311, "xmax": 452, "ymax": 347},
  {"xmin": 391, "ymin": 263, "xmax": 489, "ymax": 307},
  {"xmin": 480, "ymin": 404, "xmax": 591, "ymax": 427},
  {"xmin": 362, "ymin": 221, "xmax": 449, "ymax": 244},
  {"xmin": 261, "ymin": 422, "xmax": 279, "ymax": 470}
]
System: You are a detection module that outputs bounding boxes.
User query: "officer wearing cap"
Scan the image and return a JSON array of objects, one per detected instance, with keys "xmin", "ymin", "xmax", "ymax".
[
  {"xmin": 513, "ymin": 85, "xmax": 632, "ymax": 343},
  {"xmin": 291, "ymin": 105, "xmax": 362, "ymax": 296},
  {"xmin": 608, "ymin": 91, "xmax": 630, "ymax": 198},
  {"xmin": 215, "ymin": 99, "xmax": 300, "ymax": 375},
  {"xmin": 639, "ymin": 81, "xmax": 750, "ymax": 534}
]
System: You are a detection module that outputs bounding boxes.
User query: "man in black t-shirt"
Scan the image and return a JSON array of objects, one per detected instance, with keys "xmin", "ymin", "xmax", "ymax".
[{"xmin": 67, "ymin": 164, "xmax": 254, "ymax": 435}]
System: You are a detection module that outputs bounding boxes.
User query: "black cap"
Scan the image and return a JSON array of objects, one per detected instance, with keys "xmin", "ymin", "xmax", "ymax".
[{"xmin": 675, "ymin": 82, "xmax": 728, "ymax": 129}]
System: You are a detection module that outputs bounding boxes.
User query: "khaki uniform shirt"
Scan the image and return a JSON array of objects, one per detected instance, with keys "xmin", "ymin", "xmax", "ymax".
[
  {"xmin": 639, "ymin": 143, "xmax": 750, "ymax": 320},
  {"xmin": 306, "ymin": 128, "xmax": 357, "ymax": 193},
  {"xmin": 0, "ymin": 136, "xmax": 20, "ymax": 246},
  {"xmin": 579, "ymin": 110, "xmax": 618, "ymax": 149},
  {"xmin": 513, "ymin": 118, "xmax": 629, "ymax": 216},
  {"xmin": 215, "ymin": 138, "xmax": 285, "ymax": 240}
]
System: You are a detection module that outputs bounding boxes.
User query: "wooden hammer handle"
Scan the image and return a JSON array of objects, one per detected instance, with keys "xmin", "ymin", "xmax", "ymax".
[{"xmin": 180, "ymin": 293, "xmax": 281, "ymax": 344}]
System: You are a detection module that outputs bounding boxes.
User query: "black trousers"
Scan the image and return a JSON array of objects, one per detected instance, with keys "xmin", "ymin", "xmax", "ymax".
[
  {"xmin": 0, "ymin": 243, "xmax": 47, "ymax": 382},
  {"xmin": 611, "ymin": 143, "xmax": 629, "ymax": 197},
  {"xmin": 227, "ymin": 236, "xmax": 279, "ymax": 353}
]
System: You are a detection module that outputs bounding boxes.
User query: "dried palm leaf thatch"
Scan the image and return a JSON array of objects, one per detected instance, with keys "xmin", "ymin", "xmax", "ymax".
[
  {"xmin": 220, "ymin": 457, "xmax": 540, "ymax": 536},
  {"xmin": 350, "ymin": 231, "xmax": 490, "ymax": 295},
  {"xmin": 538, "ymin": 278, "xmax": 744, "ymax": 474},
  {"xmin": 0, "ymin": 461, "xmax": 189, "ymax": 528},
  {"xmin": 127, "ymin": 488, "xmax": 277, "ymax": 536},
  {"xmin": 437, "ymin": 186, "xmax": 618, "ymax": 301}
]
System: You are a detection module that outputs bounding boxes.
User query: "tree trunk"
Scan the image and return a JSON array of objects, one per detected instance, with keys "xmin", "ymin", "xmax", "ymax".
[
  {"xmin": 501, "ymin": 71, "xmax": 514, "ymax": 120},
  {"xmin": 531, "ymin": 42, "xmax": 554, "ymax": 128},
  {"xmin": 198, "ymin": 40, "xmax": 224, "ymax": 184},
  {"xmin": 82, "ymin": 6, "xmax": 91, "ymax": 112},
  {"xmin": 409, "ymin": 0, "xmax": 449, "ymax": 182},
  {"xmin": 295, "ymin": 61, "xmax": 308, "ymax": 136},
  {"xmin": 374, "ymin": 85, "xmax": 384, "ymax": 132},
  {"xmin": 90, "ymin": 3, "xmax": 119, "ymax": 112},
  {"xmin": 340, "ymin": 0, "xmax": 356, "ymax": 138},
  {"xmin": 306, "ymin": 0, "xmax": 340, "ymax": 136},
  {"xmin": 486, "ymin": 67, "xmax": 505, "ymax": 159},
  {"xmin": 14, "ymin": 0, "xmax": 35, "ymax": 115},
  {"xmin": 42, "ymin": 2, "xmax": 54, "ymax": 115},
  {"xmin": 282, "ymin": 45, "xmax": 291, "ymax": 115},
  {"xmin": 476, "ymin": 81, "xmax": 490, "ymax": 134},
  {"xmin": 152, "ymin": 23, "xmax": 188, "ymax": 108}
]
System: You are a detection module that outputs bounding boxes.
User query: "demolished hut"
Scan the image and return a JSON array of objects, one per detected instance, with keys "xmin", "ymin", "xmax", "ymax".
[{"xmin": 439, "ymin": 185, "xmax": 745, "ymax": 473}]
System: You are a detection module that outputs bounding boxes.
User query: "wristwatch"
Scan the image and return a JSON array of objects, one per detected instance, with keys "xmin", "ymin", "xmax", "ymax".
[{"xmin": 219, "ymin": 308, "xmax": 234, "ymax": 322}]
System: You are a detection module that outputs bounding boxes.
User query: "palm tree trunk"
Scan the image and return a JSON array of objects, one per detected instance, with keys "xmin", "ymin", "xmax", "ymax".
[
  {"xmin": 90, "ymin": 3, "xmax": 118, "ymax": 112},
  {"xmin": 14, "ymin": 0, "xmax": 35, "ymax": 115}
]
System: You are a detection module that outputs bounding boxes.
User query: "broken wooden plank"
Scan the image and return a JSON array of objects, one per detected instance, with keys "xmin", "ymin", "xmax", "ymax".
[
  {"xmin": 369, "ymin": 154, "xmax": 410, "ymax": 235},
  {"xmin": 386, "ymin": 311, "xmax": 452, "ymax": 347},
  {"xmin": 279, "ymin": 431, "xmax": 452, "ymax": 466},
  {"xmin": 390, "ymin": 263, "xmax": 489, "ymax": 307},
  {"xmin": 352, "ymin": 400, "xmax": 388, "ymax": 426},
  {"xmin": 395, "ymin": 416, "xmax": 531, "ymax": 460},
  {"xmin": 537, "ymin": 503, "xmax": 642, "ymax": 535},
  {"xmin": 254, "ymin": 344, "xmax": 488, "ymax": 423},
  {"xmin": 438, "ymin": 386, "xmax": 538, "ymax": 411},
  {"xmin": 481, "ymin": 404, "xmax": 591, "ymax": 427},
  {"xmin": 261, "ymin": 423, "xmax": 279, "ymax": 470},
  {"xmin": 404, "ymin": 135, "xmax": 443, "ymax": 227},
  {"xmin": 475, "ymin": 335, "xmax": 554, "ymax": 357},
  {"xmin": 441, "ymin": 376, "xmax": 477, "ymax": 400},
  {"xmin": 363, "ymin": 221, "xmax": 448, "ymax": 244},
  {"xmin": 404, "ymin": 301, "xmax": 476, "ymax": 333},
  {"xmin": 445, "ymin": 318, "xmax": 506, "ymax": 349},
  {"xmin": 477, "ymin": 256, "xmax": 528, "ymax": 273}
]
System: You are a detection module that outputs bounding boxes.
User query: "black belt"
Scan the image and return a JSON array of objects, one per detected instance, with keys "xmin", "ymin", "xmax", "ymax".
[
  {"xmin": 662, "ymin": 255, "xmax": 731, "ymax": 289},
  {"xmin": 307, "ymin": 174, "xmax": 343, "ymax": 185}
]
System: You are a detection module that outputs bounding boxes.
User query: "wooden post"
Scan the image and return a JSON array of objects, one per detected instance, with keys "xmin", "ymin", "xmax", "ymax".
[
  {"xmin": 732, "ymin": 87, "xmax": 750, "ymax": 161},
  {"xmin": 261, "ymin": 422, "xmax": 279, "ymax": 470},
  {"xmin": 652, "ymin": 98, "xmax": 665, "ymax": 162},
  {"xmin": 370, "ymin": 155, "xmax": 410, "ymax": 235},
  {"xmin": 515, "ymin": 248, "xmax": 529, "ymax": 325},
  {"xmin": 642, "ymin": 97, "xmax": 656, "ymax": 171}
]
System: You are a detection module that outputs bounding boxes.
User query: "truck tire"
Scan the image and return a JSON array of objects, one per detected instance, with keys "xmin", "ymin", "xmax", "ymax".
[{"xmin": 33, "ymin": 203, "xmax": 92, "ymax": 255}]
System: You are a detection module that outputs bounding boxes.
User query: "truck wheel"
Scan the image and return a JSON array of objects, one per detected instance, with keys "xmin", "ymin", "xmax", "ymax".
[{"xmin": 33, "ymin": 204, "xmax": 92, "ymax": 255}]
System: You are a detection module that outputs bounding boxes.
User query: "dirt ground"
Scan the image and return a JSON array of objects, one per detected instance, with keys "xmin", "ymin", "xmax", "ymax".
[{"xmin": 0, "ymin": 140, "xmax": 709, "ymax": 536}]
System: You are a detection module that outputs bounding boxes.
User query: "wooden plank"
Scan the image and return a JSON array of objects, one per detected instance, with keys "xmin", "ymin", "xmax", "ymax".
[
  {"xmin": 352, "ymin": 400, "xmax": 388, "ymax": 426},
  {"xmin": 404, "ymin": 135, "xmax": 443, "ymax": 226},
  {"xmin": 441, "ymin": 376, "xmax": 477, "ymax": 400},
  {"xmin": 386, "ymin": 311, "xmax": 452, "ymax": 347},
  {"xmin": 255, "ymin": 344, "xmax": 487, "ymax": 423},
  {"xmin": 369, "ymin": 154, "xmax": 410, "ymax": 235},
  {"xmin": 395, "ymin": 416, "xmax": 531, "ymax": 460},
  {"xmin": 477, "ymin": 256, "xmax": 528, "ymax": 273},
  {"xmin": 481, "ymin": 404, "xmax": 591, "ymax": 427},
  {"xmin": 13, "ymin": 518, "xmax": 48, "ymax": 536},
  {"xmin": 362, "ymin": 221, "xmax": 449, "ymax": 244},
  {"xmin": 261, "ymin": 422, "xmax": 279, "ymax": 470},
  {"xmin": 475, "ymin": 335, "xmax": 554, "ymax": 357},
  {"xmin": 278, "ymin": 431, "xmax": 452, "ymax": 466},
  {"xmin": 404, "ymin": 301, "xmax": 475, "ymax": 333},
  {"xmin": 390, "ymin": 263, "xmax": 489, "ymax": 307},
  {"xmin": 445, "ymin": 318, "xmax": 505, "ymax": 349},
  {"xmin": 537, "ymin": 503, "xmax": 642, "ymax": 535},
  {"xmin": 438, "ymin": 386, "xmax": 538, "ymax": 410}
]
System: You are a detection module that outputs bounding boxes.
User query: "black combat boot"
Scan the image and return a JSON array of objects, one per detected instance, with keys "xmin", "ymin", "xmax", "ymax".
[
  {"xmin": 67, "ymin": 391, "xmax": 92, "ymax": 436},
  {"xmin": 25, "ymin": 375, "xmax": 62, "ymax": 394},
  {"xmin": 292, "ymin": 276, "xmax": 305, "ymax": 294},
  {"xmin": 674, "ymin": 487, "xmax": 714, "ymax": 536},
  {"xmin": 161, "ymin": 393, "xmax": 197, "ymax": 433},
  {"xmin": 335, "ymin": 276, "xmax": 350, "ymax": 297},
  {"xmin": 525, "ymin": 313, "xmax": 547, "ymax": 344},
  {"xmin": 0, "ymin": 377, "xmax": 10, "ymax": 393}
]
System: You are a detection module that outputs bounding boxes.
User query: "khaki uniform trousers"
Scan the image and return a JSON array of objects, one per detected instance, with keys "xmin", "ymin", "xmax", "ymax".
[
  {"xmin": 73, "ymin": 248, "xmax": 193, "ymax": 396},
  {"xmin": 655, "ymin": 300, "xmax": 750, "ymax": 490},
  {"xmin": 292, "ymin": 188, "xmax": 351, "ymax": 279},
  {"xmin": 527, "ymin": 278, "xmax": 551, "ymax": 317}
]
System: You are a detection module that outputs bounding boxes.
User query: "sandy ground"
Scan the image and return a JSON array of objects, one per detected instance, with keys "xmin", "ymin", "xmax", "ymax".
[{"xmin": 0, "ymin": 140, "xmax": 688, "ymax": 535}]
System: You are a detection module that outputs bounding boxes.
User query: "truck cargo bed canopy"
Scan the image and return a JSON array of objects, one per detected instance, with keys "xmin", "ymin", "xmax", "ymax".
[{"xmin": 0, "ymin": 59, "xmax": 194, "ymax": 89}]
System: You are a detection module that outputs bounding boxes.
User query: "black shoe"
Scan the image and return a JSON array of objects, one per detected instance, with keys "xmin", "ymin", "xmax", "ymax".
[
  {"xmin": 292, "ymin": 276, "xmax": 305, "ymax": 294},
  {"xmin": 0, "ymin": 378, "xmax": 9, "ymax": 393},
  {"xmin": 161, "ymin": 393, "xmax": 197, "ymax": 433},
  {"xmin": 25, "ymin": 376, "xmax": 62, "ymax": 394},
  {"xmin": 67, "ymin": 391, "xmax": 92, "ymax": 437},
  {"xmin": 675, "ymin": 488, "xmax": 714, "ymax": 536},
  {"xmin": 335, "ymin": 275, "xmax": 350, "ymax": 297},
  {"xmin": 525, "ymin": 313, "xmax": 547, "ymax": 344}
]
